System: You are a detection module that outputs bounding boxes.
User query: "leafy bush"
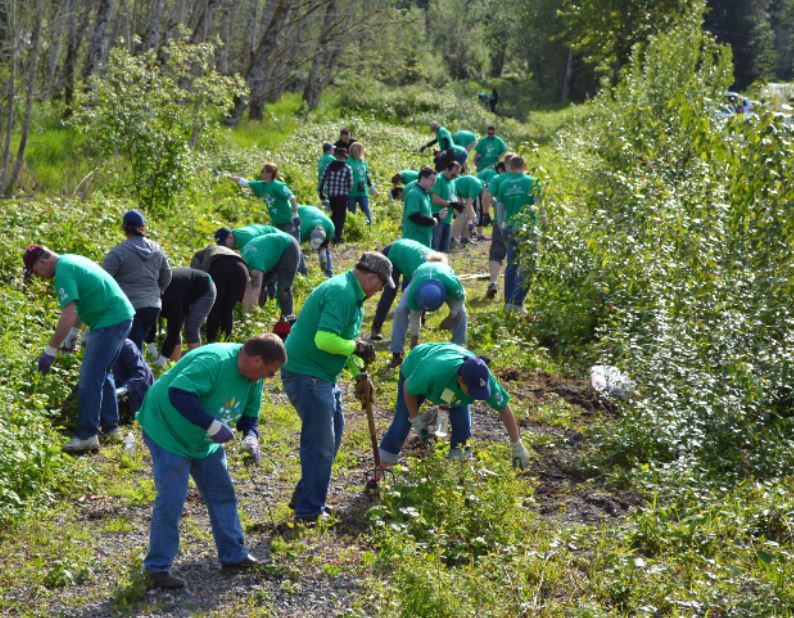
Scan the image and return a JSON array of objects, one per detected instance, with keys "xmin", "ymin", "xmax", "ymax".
[{"xmin": 72, "ymin": 31, "xmax": 244, "ymax": 213}]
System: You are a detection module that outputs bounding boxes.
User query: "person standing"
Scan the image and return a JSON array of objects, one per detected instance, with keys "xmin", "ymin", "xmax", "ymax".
[
  {"xmin": 484, "ymin": 156, "xmax": 513, "ymax": 299},
  {"xmin": 281, "ymin": 252, "xmax": 393, "ymax": 523},
  {"xmin": 431, "ymin": 160, "xmax": 463, "ymax": 253},
  {"xmin": 103, "ymin": 209, "xmax": 171, "ymax": 352},
  {"xmin": 239, "ymin": 230, "xmax": 301, "ymax": 316},
  {"xmin": 370, "ymin": 239, "xmax": 447, "ymax": 341},
  {"xmin": 145, "ymin": 268, "xmax": 217, "ymax": 367},
  {"xmin": 401, "ymin": 167, "xmax": 438, "ymax": 248},
  {"xmin": 320, "ymin": 146, "xmax": 354, "ymax": 243},
  {"xmin": 24, "ymin": 245, "xmax": 134, "ymax": 452},
  {"xmin": 346, "ymin": 142, "xmax": 374, "ymax": 225},
  {"xmin": 495, "ymin": 156, "xmax": 541, "ymax": 313},
  {"xmin": 316, "ymin": 143, "xmax": 335, "ymax": 203},
  {"xmin": 333, "ymin": 127, "xmax": 356, "ymax": 151},
  {"xmin": 190, "ymin": 244, "xmax": 250, "ymax": 343},
  {"xmin": 474, "ymin": 125, "xmax": 508, "ymax": 172},
  {"xmin": 137, "ymin": 334, "xmax": 286, "ymax": 589},
  {"xmin": 297, "ymin": 204, "xmax": 335, "ymax": 277},
  {"xmin": 378, "ymin": 343, "xmax": 530, "ymax": 468},
  {"xmin": 388, "ymin": 261, "xmax": 467, "ymax": 367}
]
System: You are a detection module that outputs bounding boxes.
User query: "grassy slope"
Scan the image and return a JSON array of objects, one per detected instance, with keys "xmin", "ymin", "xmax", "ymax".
[{"xmin": 0, "ymin": 92, "xmax": 790, "ymax": 616}]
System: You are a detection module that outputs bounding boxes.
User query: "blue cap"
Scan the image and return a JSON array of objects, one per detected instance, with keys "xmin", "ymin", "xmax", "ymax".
[
  {"xmin": 122, "ymin": 209, "xmax": 145, "ymax": 229},
  {"xmin": 214, "ymin": 227, "xmax": 232, "ymax": 245},
  {"xmin": 415, "ymin": 279, "xmax": 446, "ymax": 311},
  {"xmin": 460, "ymin": 356, "xmax": 491, "ymax": 400}
]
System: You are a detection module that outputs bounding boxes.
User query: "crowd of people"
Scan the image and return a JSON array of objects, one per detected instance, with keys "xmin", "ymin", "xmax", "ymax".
[{"xmin": 22, "ymin": 121, "xmax": 540, "ymax": 589}]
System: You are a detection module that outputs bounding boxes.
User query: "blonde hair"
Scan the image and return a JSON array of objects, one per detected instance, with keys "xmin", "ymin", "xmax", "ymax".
[{"xmin": 349, "ymin": 142, "xmax": 364, "ymax": 158}]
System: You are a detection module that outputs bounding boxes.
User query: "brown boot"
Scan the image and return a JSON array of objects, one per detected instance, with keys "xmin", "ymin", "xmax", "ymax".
[
  {"xmin": 388, "ymin": 352, "xmax": 403, "ymax": 368},
  {"xmin": 148, "ymin": 571, "xmax": 186, "ymax": 590}
]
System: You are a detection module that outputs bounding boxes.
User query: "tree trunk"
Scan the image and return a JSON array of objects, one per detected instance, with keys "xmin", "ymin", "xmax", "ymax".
[
  {"xmin": 10, "ymin": 0, "xmax": 43, "ymax": 192},
  {"xmin": 561, "ymin": 48, "xmax": 573, "ymax": 103},
  {"xmin": 142, "ymin": 0, "xmax": 163, "ymax": 51},
  {"xmin": 60, "ymin": 0, "xmax": 89, "ymax": 114},
  {"xmin": 0, "ymin": 0, "xmax": 18, "ymax": 195},
  {"xmin": 215, "ymin": 0, "xmax": 238, "ymax": 75},
  {"xmin": 164, "ymin": 0, "xmax": 187, "ymax": 42},
  {"xmin": 302, "ymin": 0, "xmax": 338, "ymax": 110},
  {"xmin": 489, "ymin": 40, "xmax": 507, "ymax": 78},
  {"xmin": 43, "ymin": 0, "xmax": 67, "ymax": 101},
  {"xmin": 238, "ymin": 0, "xmax": 258, "ymax": 72},
  {"xmin": 316, "ymin": 0, "xmax": 355, "ymax": 97},
  {"xmin": 82, "ymin": 0, "xmax": 115, "ymax": 86}
]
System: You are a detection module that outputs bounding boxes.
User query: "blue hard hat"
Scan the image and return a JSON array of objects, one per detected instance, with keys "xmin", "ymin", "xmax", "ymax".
[{"xmin": 415, "ymin": 279, "xmax": 446, "ymax": 311}]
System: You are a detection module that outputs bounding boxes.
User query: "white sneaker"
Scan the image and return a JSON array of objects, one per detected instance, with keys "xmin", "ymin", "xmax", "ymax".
[
  {"xmin": 154, "ymin": 355, "xmax": 169, "ymax": 368},
  {"xmin": 446, "ymin": 446, "xmax": 473, "ymax": 461},
  {"xmin": 103, "ymin": 428, "xmax": 123, "ymax": 443},
  {"xmin": 62, "ymin": 435, "xmax": 100, "ymax": 453}
]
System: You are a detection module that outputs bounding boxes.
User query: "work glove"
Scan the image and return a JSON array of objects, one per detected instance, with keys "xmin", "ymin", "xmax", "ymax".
[
  {"xmin": 243, "ymin": 431, "xmax": 261, "ymax": 465},
  {"xmin": 115, "ymin": 385, "xmax": 129, "ymax": 399},
  {"xmin": 511, "ymin": 440, "xmax": 530, "ymax": 469},
  {"xmin": 353, "ymin": 338, "xmax": 376, "ymax": 365},
  {"xmin": 410, "ymin": 413, "xmax": 433, "ymax": 444},
  {"xmin": 59, "ymin": 327, "xmax": 81, "ymax": 353},
  {"xmin": 37, "ymin": 347, "xmax": 57, "ymax": 375},
  {"xmin": 207, "ymin": 420, "xmax": 234, "ymax": 444},
  {"xmin": 354, "ymin": 372, "xmax": 375, "ymax": 404},
  {"xmin": 439, "ymin": 313, "xmax": 456, "ymax": 330}
]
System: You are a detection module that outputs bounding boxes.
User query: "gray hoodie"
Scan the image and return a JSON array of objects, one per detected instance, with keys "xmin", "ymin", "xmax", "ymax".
[{"xmin": 103, "ymin": 235, "xmax": 171, "ymax": 309}]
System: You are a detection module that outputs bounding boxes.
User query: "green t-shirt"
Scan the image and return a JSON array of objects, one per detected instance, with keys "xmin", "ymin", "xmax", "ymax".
[
  {"xmin": 474, "ymin": 135, "xmax": 508, "ymax": 171},
  {"xmin": 54, "ymin": 254, "xmax": 134, "ymax": 329},
  {"xmin": 248, "ymin": 178, "xmax": 295, "ymax": 225},
  {"xmin": 486, "ymin": 172, "xmax": 508, "ymax": 197},
  {"xmin": 452, "ymin": 130, "xmax": 477, "ymax": 148},
  {"xmin": 240, "ymin": 230, "xmax": 295, "ymax": 273},
  {"xmin": 399, "ymin": 170, "xmax": 419, "ymax": 185},
  {"xmin": 346, "ymin": 157, "xmax": 370, "ymax": 197},
  {"xmin": 453, "ymin": 175, "xmax": 485, "ymax": 200},
  {"xmin": 386, "ymin": 239, "xmax": 431, "ymax": 279},
  {"xmin": 402, "ymin": 343, "xmax": 510, "ymax": 411},
  {"xmin": 405, "ymin": 262, "xmax": 465, "ymax": 311},
  {"xmin": 436, "ymin": 126, "xmax": 453, "ymax": 151},
  {"xmin": 495, "ymin": 172, "xmax": 540, "ymax": 228},
  {"xmin": 233, "ymin": 224, "xmax": 279, "ymax": 249},
  {"xmin": 432, "ymin": 173, "xmax": 457, "ymax": 225},
  {"xmin": 297, "ymin": 205, "xmax": 335, "ymax": 244},
  {"xmin": 136, "ymin": 343, "xmax": 263, "ymax": 459},
  {"xmin": 402, "ymin": 183, "xmax": 433, "ymax": 247},
  {"xmin": 283, "ymin": 270, "xmax": 365, "ymax": 383},
  {"xmin": 317, "ymin": 153, "xmax": 335, "ymax": 191},
  {"xmin": 476, "ymin": 168, "xmax": 499, "ymax": 186}
]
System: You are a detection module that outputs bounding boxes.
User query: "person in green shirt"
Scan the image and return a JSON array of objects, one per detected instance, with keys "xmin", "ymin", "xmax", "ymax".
[
  {"xmin": 346, "ymin": 142, "xmax": 374, "ymax": 225},
  {"xmin": 239, "ymin": 231, "xmax": 301, "ymax": 316},
  {"xmin": 431, "ymin": 160, "xmax": 463, "ymax": 253},
  {"xmin": 214, "ymin": 223, "xmax": 279, "ymax": 250},
  {"xmin": 226, "ymin": 163, "xmax": 300, "ymax": 233},
  {"xmin": 474, "ymin": 125, "xmax": 508, "ymax": 172},
  {"xmin": 377, "ymin": 342, "xmax": 530, "ymax": 469},
  {"xmin": 452, "ymin": 129, "xmax": 479, "ymax": 152},
  {"xmin": 495, "ymin": 155, "xmax": 541, "ymax": 314},
  {"xmin": 316, "ymin": 143, "xmax": 335, "ymax": 204},
  {"xmin": 388, "ymin": 261, "xmax": 467, "ymax": 367},
  {"xmin": 24, "ymin": 245, "xmax": 135, "ymax": 453},
  {"xmin": 136, "ymin": 335, "xmax": 287, "ymax": 589},
  {"xmin": 281, "ymin": 252, "xmax": 394, "ymax": 523},
  {"xmin": 484, "ymin": 154, "xmax": 515, "ymax": 299},
  {"xmin": 451, "ymin": 174, "xmax": 485, "ymax": 245},
  {"xmin": 389, "ymin": 170, "xmax": 419, "ymax": 203},
  {"xmin": 297, "ymin": 204, "xmax": 335, "ymax": 277},
  {"xmin": 370, "ymin": 239, "xmax": 448, "ymax": 340},
  {"xmin": 402, "ymin": 167, "xmax": 438, "ymax": 248},
  {"xmin": 420, "ymin": 121, "xmax": 454, "ymax": 153}
]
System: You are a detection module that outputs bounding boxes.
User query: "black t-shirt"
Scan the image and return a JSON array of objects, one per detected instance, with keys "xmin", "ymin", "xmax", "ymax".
[
  {"xmin": 161, "ymin": 268, "xmax": 211, "ymax": 318},
  {"xmin": 333, "ymin": 138, "xmax": 357, "ymax": 150}
]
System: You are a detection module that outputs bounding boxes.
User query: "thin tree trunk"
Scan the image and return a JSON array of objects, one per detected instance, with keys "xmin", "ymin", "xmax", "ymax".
[
  {"xmin": 561, "ymin": 48, "xmax": 573, "ymax": 103},
  {"xmin": 142, "ymin": 0, "xmax": 163, "ymax": 51},
  {"xmin": 316, "ymin": 0, "xmax": 355, "ymax": 94},
  {"xmin": 0, "ymin": 0, "xmax": 18, "ymax": 194},
  {"xmin": 164, "ymin": 0, "xmax": 187, "ymax": 42},
  {"xmin": 43, "ymin": 0, "xmax": 67, "ymax": 101},
  {"xmin": 82, "ymin": 0, "xmax": 115, "ymax": 86},
  {"xmin": 215, "ymin": 0, "xmax": 238, "ymax": 75},
  {"xmin": 10, "ymin": 0, "xmax": 43, "ymax": 192},
  {"xmin": 60, "ymin": 0, "xmax": 90, "ymax": 114},
  {"xmin": 238, "ymin": 0, "xmax": 258, "ymax": 72},
  {"xmin": 303, "ymin": 0, "xmax": 337, "ymax": 110}
]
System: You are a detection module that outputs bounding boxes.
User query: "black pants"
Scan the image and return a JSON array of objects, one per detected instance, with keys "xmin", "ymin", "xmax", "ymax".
[
  {"xmin": 129, "ymin": 306, "xmax": 160, "ymax": 353},
  {"xmin": 371, "ymin": 244, "xmax": 410, "ymax": 334},
  {"xmin": 329, "ymin": 195, "xmax": 348, "ymax": 243},
  {"xmin": 207, "ymin": 257, "xmax": 248, "ymax": 342}
]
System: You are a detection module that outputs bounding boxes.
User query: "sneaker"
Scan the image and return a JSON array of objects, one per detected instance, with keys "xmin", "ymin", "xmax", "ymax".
[
  {"xmin": 103, "ymin": 428, "xmax": 123, "ymax": 443},
  {"xmin": 505, "ymin": 304, "xmax": 527, "ymax": 315},
  {"xmin": 461, "ymin": 238, "xmax": 471, "ymax": 245},
  {"xmin": 370, "ymin": 330, "xmax": 384, "ymax": 342},
  {"xmin": 154, "ymin": 355, "xmax": 169, "ymax": 368},
  {"xmin": 146, "ymin": 342, "xmax": 158, "ymax": 359},
  {"xmin": 388, "ymin": 352, "xmax": 403, "ymax": 368},
  {"xmin": 148, "ymin": 571, "xmax": 186, "ymax": 590},
  {"xmin": 446, "ymin": 446, "xmax": 473, "ymax": 461},
  {"xmin": 221, "ymin": 553, "xmax": 259, "ymax": 570},
  {"xmin": 62, "ymin": 435, "xmax": 99, "ymax": 453},
  {"xmin": 486, "ymin": 283, "xmax": 498, "ymax": 299},
  {"xmin": 294, "ymin": 511, "xmax": 332, "ymax": 527}
]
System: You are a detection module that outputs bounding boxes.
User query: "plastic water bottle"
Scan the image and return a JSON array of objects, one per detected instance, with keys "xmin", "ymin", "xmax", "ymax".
[
  {"xmin": 435, "ymin": 408, "xmax": 449, "ymax": 438},
  {"xmin": 123, "ymin": 432, "xmax": 136, "ymax": 451}
]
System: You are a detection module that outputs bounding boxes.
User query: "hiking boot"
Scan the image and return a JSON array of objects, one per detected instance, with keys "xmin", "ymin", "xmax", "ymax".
[
  {"xmin": 148, "ymin": 571, "xmax": 186, "ymax": 590},
  {"xmin": 221, "ymin": 553, "xmax": 259, "ymax": 570},
  {"xmin": 370, "ymin": 330, "xmax": 384, "ymax": 342},
  {"xmin": 62, "ymin": 435, "xmax": 99, "ymax": 453},
  {"xmin": 388, "ymin": 352, "xmax": 403, "ymax": 368},
  {"xmin": 486, "ymin": 283, "xmax": 498, "ymax": 299},
  {"xmin": 446, "ymin": 446, "xmax": 473, "ymax": 461}
]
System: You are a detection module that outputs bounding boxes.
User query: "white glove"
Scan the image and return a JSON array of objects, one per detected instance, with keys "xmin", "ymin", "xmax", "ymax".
[
  {"xmin": 511, "ymin": 440, "xmax": 530, "ymax": 469},
  {"xmin": 410, "ymin": 414, "xmax": 433, "ymax": 444},
  {"xmin": 370, "ymin": 185, "xmax": 377, "ymax": 196},
  {"xmin": 59, "ymin": 327, "xmax": 81, "ymax": 352},
  {"xmin": 243, "ymin": 432, "xmax": 261, "ymax": 465}
]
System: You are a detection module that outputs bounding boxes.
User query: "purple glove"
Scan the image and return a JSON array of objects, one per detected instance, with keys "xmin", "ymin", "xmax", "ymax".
[
  {"xmin": 207, "ymin": 420, "xmax": 234, "ymax": 444},
  {"xmin": 37, "ymin": 348, "xmax": 56, "ymax": 375},
  {"xmin": 243, "ymin": 432, "xmax": 261, "ymax": 465}
]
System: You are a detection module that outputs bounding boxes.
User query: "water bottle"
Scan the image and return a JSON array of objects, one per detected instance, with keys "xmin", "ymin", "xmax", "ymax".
[
  {"xmin": 123, "ymin": 432, "xmax": 136, "ymax": 451},
  {"xmin": 435, "ymin": 407, "xmax": 449, "ymax": 438}
]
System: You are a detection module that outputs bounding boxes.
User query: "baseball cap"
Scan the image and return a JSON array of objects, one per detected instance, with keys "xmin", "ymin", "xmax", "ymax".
[
  {"xmin": 356, "ymin": 251, "xmax": 395, "ymax": 289},
  {"xmin": 122, "ymin": 209, "xmax": 145, "ymax": 229},
  {"xmin": 22, "ymin": 244, "xmax": 46, "ymax": 280},
  {"xmin": 214, "ymin": 227, "xmax": 232, "ymax": 245},
  {"xmin": 459, "ymin": 356, "xmax": 491, "ymax": 400},
  {"xmin": 309, "ymin": 226, "xmax": 326, "ymax": 250},
  {"xmin": 415, "ymin": 279, "xmax": 446, "ymax": 311}
]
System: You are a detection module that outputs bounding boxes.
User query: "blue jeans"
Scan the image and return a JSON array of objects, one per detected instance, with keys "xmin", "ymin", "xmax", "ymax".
[
  {"xmin": 432, "ymin": 221, "xmax": 451, "ymax": 253},
  {"xmin": 504, "ymin": 228, "xmax": 531, "ymax": 307},
  {"xmin": 142, "ymin": 432, "xmax": 247, "ymax": 572},
  {"xmin": 317, "ymin": 245, "xmax": 333, "ymax": 277},
  {"xmin": 389, "ymin": 294, "xmax": 467, "ymax": 354},
  {"xmin": 275, "ymin": 221, "xmax": 308, "ymax": 277},
  {"xmin": 76, "ymin": 319, "xmax": 131, "ymax": 439},
  {"xmin": 129, "ymin": 307, "xmax": 159, "ymax": 353},
  {"xmin": 347, "ymin": 195, "xmax": 372, "ymax": 224},
  {"xmin": 379, "ymin": 373, "xmax": 472, "ymax": 464},
  {"xmin": 281, "ymin": 369, "xmax": 344, "ymax": 519}
]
